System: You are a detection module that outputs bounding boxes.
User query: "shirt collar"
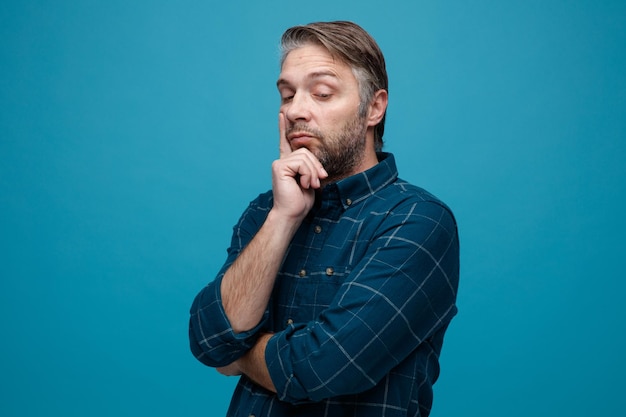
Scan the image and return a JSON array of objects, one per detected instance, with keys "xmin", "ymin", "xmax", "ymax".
[{"xmin": 323, "ymin": 152, "xmax": 398, "ymax": 210}]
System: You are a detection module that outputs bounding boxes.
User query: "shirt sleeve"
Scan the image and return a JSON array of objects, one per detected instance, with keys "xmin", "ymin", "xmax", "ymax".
[
  {"xmin": 265, "ymin": 200, "xmax": 460, "ymax": 403},
  {"xmin": 188, "ymin": 193, "xmax": 272, "ymax": 367}
]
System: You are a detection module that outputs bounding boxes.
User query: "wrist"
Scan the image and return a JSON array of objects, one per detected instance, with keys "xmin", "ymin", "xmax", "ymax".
[{"xmin": 266, "ymin": 207, "xmax": 304, "ymax": 236}]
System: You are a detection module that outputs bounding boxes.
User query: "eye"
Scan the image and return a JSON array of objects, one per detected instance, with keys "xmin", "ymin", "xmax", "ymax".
[{"xmin": 278, "ymin": 86, "xmax": 295, "ymax": 103}]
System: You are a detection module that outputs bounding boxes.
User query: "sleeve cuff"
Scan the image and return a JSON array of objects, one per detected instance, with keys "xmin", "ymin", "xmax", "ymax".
[
  {"xmin": 265, "ymin": 326, "xmax": 311, "ymax": 403},
  {"xmin": 189, "ymin": 276, "xmax": 268, "ymax": 367}
]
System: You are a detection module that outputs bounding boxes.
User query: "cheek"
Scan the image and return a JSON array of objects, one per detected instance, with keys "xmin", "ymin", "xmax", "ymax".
[
  {"xmin": 321, "ymin": 105, "xmax": 356, "ymax": 126},
  {"xmin": 316, "ymin": 95, "xmax": 361, "ymax": 131}
]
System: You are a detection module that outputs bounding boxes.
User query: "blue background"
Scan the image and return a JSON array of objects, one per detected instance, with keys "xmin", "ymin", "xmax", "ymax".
[{"xmin": 1, "ymin": 1, "xmax": 625, "ymax": 416}]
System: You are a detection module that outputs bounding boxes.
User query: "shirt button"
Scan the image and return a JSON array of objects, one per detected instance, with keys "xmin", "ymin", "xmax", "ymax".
[
  {"xmin": 326, "ymin": 267, "xmax": 334, "ymax": 276},
  {"xmin": 286, "ymin": 318, "xmax": 293, "ymax": 325},
  {"xmin": 314, "ymin": 225, "xmax": 322, "ymax": 234},
  {"xmin": 345, "ymin": 198, "xmax": 352, "ymax": 206},
  {"xmin": 299, "ymin": 269, "xmax": 306, "ymax": 277}
]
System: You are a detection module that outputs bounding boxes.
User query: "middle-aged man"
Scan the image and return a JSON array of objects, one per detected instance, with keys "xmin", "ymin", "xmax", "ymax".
[{"xmin": 189, "ymin": 21, "xmax": 460, "ymax": 417}]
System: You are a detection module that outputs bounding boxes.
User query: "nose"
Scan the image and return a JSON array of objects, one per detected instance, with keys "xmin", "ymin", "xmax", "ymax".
[{"xmin": 284, "ymin": 92, "xmax": 311, "ymax": 123}]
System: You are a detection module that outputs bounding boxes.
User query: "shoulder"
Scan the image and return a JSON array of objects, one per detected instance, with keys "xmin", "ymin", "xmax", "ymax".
[
  {"xmin": 232, "ymin": 190, "xmax": 274, "ymax": 231},
  {"xmin": 383, "ymin": 178, "xmax": 456, "ymax": 222},
  {"xmin": 368, "ymin": 153, "xmax": 456, "ymax": 222},
  {"xmin": 248, "ymin": 189, "xmax": 274, "ymax": 209}
]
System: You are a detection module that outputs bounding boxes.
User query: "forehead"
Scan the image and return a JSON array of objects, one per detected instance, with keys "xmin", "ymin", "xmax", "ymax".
[{"xmin": 278, "ymin": 43, "xmax": 355, "ymax": 84}]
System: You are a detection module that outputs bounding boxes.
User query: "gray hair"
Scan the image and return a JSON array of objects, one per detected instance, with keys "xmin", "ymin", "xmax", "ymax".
[{"xmin": 280, "ymin": 21, "xmax": 388, "ymax": 151}]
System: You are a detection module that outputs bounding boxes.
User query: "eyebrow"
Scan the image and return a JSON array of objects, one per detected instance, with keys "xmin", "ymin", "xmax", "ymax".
[{"xmin": 276, "ymin": 71, "xmax": 339, "ymax": 89}]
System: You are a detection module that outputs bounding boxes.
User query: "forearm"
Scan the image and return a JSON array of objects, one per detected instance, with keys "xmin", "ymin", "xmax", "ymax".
[
  {"xmin": 216, "ymin": 333, "xmax": 275, "ymax": 392},
  {"xmin": 239, "ymin": 333, "xmax": 276, "ymax": 392},
  {"xmin": 220, "ymin": 209, "xmax": 301, "ymax": 333}
]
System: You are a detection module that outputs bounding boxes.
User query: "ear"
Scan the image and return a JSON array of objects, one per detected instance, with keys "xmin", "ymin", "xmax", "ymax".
[{"xmin": 366, "ymin": 89, "xmax": 388, "ymax": 127}]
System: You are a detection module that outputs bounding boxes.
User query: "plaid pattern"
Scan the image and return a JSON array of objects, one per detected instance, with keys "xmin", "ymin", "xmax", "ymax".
[{"xmin": 189, "ymin": 153, "xmax": 459, "ymax": 417}]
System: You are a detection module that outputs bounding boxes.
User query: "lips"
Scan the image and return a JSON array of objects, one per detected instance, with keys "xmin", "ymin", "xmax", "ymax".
[
  {"xmin": 288, "ymin": 132, "xmax": 316, "ymax": 148},
  {"xmin": 288, "ymin": 132, "xmax": 314, "ymax": 140}
]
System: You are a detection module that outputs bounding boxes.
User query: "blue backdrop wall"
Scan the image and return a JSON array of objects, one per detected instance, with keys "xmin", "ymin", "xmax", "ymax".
[{"xmin": 1, "ymin": 1, "xmax": 625, "ymax": 416}]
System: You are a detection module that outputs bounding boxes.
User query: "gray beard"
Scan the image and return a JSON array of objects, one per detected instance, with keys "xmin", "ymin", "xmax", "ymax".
[{"xmin": 303, "ymin": 115, "xmax": 368, "ymax": 183}]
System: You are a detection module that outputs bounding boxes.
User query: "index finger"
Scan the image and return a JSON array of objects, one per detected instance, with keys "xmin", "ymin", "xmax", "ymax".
[{"xmin": 278, "ymin": 112, "xmax": 291, "ymax": 158}]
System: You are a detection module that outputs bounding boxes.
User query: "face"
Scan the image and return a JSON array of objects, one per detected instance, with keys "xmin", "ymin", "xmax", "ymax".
[{"xmin": 277, "ymin": 44, "xmax": 371, "ymax": 181}]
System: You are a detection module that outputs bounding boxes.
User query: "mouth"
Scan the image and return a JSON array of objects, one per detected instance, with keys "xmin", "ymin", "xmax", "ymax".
[{"xmin": 288, "ymin": 132, "xmax": 316, "ymax": 148}]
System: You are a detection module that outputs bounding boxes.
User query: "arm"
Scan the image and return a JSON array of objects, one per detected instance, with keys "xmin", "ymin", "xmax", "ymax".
[
  {"xmin": 220, "ymin": 113, "xmax": 327, "ymax": 333},
  {"xmin": 189, "ymin": 113, "xmax": 327, "ymax": 364},
  {"xmin": 220, "ymin": 211, "xmax": 299, "ymax": 333},
  {"xmin": 216, "ymin": 333, "xmax": 276, "ymax": 393},
  {"xmin": 262, "ymin": 200, "xmax": 460, "ymax": 402}
]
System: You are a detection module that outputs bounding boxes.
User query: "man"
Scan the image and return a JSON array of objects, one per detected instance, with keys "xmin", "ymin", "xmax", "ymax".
[{"xmin": 189, "ymin": 21, "xmax": 459, "ymax": 417}]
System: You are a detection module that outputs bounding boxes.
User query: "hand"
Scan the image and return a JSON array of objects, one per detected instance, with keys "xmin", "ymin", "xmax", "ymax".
[{"xmin": 270, "ymin": 113, "xmax": 328, "ymax": 221}]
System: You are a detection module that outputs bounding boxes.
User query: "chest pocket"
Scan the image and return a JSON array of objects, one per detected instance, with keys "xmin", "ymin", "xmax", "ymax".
[{"xmin": 284, "ymin": 264, "xmax": 352, "ymax": 324}]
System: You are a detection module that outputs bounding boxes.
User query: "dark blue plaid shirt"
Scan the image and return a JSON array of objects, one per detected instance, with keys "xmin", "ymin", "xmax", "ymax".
[{"xmin": 189, "ymin": 153, "xmax": 459, "ymax": 417}]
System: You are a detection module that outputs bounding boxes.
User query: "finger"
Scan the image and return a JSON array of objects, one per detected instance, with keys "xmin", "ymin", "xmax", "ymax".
[
  {"xmin": 278, "ymin": 112, "xmax": 291, "ymax": 158},
  {"xmin": 274, "ymin": 149, "xmax": 316, "ymax": 189},
  {"xmin": 290, "ymin": 149, "xmax": 324, "ymax": 189},
  {"xmin": 299, "ymin": 148, "xmax": 328, "ymax": 181}
]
